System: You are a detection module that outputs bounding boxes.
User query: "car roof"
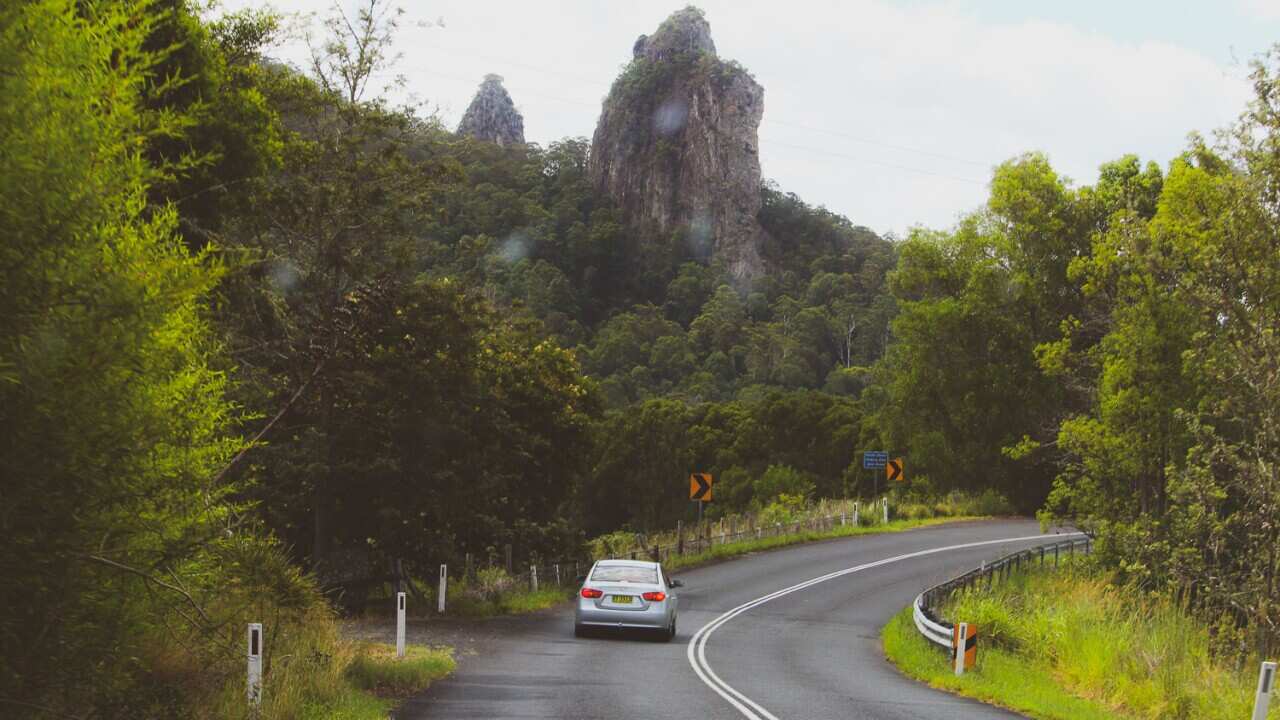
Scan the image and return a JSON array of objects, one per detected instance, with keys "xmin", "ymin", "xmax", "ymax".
[{"xmin": 594, "ymin": 559, "xmax": 659, "ymax": 568}]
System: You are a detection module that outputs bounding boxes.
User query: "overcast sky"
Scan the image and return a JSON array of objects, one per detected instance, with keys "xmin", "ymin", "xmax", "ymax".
[{"xmin": 220, "ymin": 0, "xmax": 1279, "ymax": 237}]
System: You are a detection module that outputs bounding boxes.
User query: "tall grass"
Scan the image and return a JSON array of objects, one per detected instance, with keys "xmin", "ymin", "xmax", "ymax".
[{"xmin": 884, "ymin": 559, "xmax": 1277, "ymax": 720}]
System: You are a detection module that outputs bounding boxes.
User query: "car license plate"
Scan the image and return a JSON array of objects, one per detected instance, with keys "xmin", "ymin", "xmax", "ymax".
[{"xmin": 611, "ymin": 595, "xmax": 633, "ymax": 604}]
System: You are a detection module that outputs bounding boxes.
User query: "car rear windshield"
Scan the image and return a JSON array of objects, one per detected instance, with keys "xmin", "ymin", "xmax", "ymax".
[{"xmin": 590, "ymin": 566, "xmax": 658, "ymax": 584}]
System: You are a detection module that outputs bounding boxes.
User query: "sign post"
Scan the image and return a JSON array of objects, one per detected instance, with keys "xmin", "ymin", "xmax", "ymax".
[
  {"xmin": 395, "ymin": 592, "xmax": 406, "ymax": 658},
  {"xmin": 247, "ymin": 623, "xmax": 263, "ymax": 707},
  {"xmin": 1254, "ymin": 661, "xmax": 1276, "ymax": 720},
  {"xmin": 437, "ymin": 564, "xmax": 447, "ymax": 615}
]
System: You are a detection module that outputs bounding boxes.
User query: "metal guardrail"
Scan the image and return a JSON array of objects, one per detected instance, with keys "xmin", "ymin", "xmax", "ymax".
[{"xmin": 911, "ymin": 534, "xmax": 1092, "ymax": 650}]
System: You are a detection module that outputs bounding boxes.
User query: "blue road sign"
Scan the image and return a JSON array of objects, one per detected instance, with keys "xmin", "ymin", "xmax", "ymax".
[{"xmin": 863, "ymin": 451, "xmax": 889, "ymax": 469}]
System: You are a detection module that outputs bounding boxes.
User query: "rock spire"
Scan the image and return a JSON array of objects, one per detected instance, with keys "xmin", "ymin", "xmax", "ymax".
[{"xmin": 458, "ymin": 74, "xmax": 525, "ymax": 146}]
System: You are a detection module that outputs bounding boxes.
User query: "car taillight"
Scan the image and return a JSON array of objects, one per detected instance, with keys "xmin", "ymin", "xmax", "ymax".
[
  {"xmin": 642, "ymin": 591, "xmax": 666, "ymax": 602},
  {"xmin": 580, "ymin": 588, "xmax": 603, "ymax": 598}
]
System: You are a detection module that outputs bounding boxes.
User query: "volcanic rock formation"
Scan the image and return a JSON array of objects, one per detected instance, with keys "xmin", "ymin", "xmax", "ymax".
[
  {"xmin": 589, "ymin": 7, "xmax": 765, "ymax": 281},
  {"xmin": 458, "ymin": 74, "xmax": 525, "ymax": 146}
]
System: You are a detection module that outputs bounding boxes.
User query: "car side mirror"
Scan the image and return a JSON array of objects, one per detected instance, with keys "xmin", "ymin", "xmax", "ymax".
[{"xmin": 669, "ymin": 579, "xmax": 683, "ymax": 588}]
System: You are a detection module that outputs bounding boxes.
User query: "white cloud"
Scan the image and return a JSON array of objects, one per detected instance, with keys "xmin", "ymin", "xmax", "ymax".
[{"xmin": 1240, "ymin": 0, "xmax": 1280, "ymax": 20}]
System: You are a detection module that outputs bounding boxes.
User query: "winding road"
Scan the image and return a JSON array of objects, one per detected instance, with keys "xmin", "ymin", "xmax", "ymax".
[{"xmin": 397, "ymin": 518, "xmax": 1061, "ymax": 719}]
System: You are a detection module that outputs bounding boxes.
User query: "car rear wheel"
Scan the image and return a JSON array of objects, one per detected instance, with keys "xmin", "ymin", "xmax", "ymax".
[{"xmin": 661, "ymin": 617, "xmax": 676, "ymax": 642}]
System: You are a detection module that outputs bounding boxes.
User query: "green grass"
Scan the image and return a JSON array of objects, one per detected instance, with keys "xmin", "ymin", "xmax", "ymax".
[
  {"xmin": 882, "ymin": 564, "xmax": 1276, "ymax": 720},
  {"xmin": 448, "ymin": 585, "xmax": 572, "ymax": 617},
  {"xmin": 344, "ymin": 643, "xmax": 456, "ymax": 697}
]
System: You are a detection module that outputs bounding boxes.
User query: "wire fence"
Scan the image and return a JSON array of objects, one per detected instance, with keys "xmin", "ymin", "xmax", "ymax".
[{"xmin": 350, "ymin": 496, "xmax": 903, "ymax": 613}]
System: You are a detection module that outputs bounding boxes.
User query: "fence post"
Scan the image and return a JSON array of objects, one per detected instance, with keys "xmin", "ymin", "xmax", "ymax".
[
  {"xmin": 530, "ymin": 565, "xmax": 538, "ymax": 592},
  {"xmin": 677, "ymin": 520, "xmax": 684, "ymax": 555},
  {"xmin": 247, "ymin": 623, "xmax": 263, "ymax": 707},
  {"xmin": 1253, "ymin": 661, "xmax": 1276, "ymax": 720},
  {"xmin": 1054, "ymin": 543, "xmax": 1060, "ymax": 567},
  {"xmin": 396, "ymin": 592, "xmax": 406, "ymax": 658},
  {"xmin": 437, "ymin": 564, "xmax": 447, "ymax": 615}
]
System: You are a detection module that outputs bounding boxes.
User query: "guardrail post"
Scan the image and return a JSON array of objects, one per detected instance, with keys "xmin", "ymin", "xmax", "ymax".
[
  {"xmin": 247, "ymin": 622, "xmax": 263, "ymax": 707},
  {"xmin": 395, "ymin": 592, "xmax": 406, "ymax": 658},
  {"xmin": 437, "ymin": 564, "xmax": 447, "ymax": 614},
  {"xmin": 1253, "ymin": 661, "xmax": 1276, "ymax": 720}
]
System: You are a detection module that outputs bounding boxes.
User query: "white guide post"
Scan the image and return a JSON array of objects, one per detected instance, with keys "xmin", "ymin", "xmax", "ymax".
[
  {"xmin": 953, "ymin": 621, "xmax": 968, "ymax": 677},
  {"xmin": 853, "ymin": 501, "xmax": 859, "ymax": 526},
  {"xmin": 395, "ymin": 592, "xmax": 406, "ymax": 658},
  {"xmin": 530, "ymin": 564, "xmax": 539, "ymax": 592},
  {"xmin": 882, "ymin": 497, "xmax": 889, "ymax": 524},
  {"xmin": 438, "ymin": 564, "xmax": 447, "ymax": 614},
  {"xmin": 840, "ymin": 511, "xmax": 846, "ymax": 526},
  {"xmin": 247, "ymin": 622, "xmax": 263, "ymax": 706},
  {"xmin": 1254, "ymin": 661, "xmax": 1276, "ymax": 720},
  {"xmin": 555, "ymin": 563, "xmax": 561, "ymax": 586}
]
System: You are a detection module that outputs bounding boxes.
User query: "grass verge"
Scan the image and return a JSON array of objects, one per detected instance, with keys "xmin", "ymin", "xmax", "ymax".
[
  {"xmin": 882, "ymin": 563, "xmax": 1274, "ymax": 720},
  {"xmin": 662, "ymin": 515, "xmax": 988, "ymax": 572}
]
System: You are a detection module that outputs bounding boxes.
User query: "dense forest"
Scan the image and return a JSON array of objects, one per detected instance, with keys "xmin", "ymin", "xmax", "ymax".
[{"xmin": 3, "ymin": 0, "xmax": 1278, "ymax": 716}]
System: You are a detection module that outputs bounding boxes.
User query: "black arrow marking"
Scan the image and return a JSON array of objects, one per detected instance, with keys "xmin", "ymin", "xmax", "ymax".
[
  {"xmin": 691, "ymin": 473, "xmax": 711, "ymax": 501},
  {"xmin": 887, "ymin": 459, "xmax": 903, "ymax": 482}
]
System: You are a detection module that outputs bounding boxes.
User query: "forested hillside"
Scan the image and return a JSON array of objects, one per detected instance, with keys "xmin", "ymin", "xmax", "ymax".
[{"xmin": 3, "ymin": 0, "xmax": 1279, "ymax": 716}]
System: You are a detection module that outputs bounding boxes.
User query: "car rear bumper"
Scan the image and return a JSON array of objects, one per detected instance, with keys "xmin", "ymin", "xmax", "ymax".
[{"xmin": 575, "ymin": 599, "xmax": 672, "ymax": 629}]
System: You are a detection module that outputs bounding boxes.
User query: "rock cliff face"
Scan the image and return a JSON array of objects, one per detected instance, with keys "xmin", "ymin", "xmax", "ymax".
[
  {"xmin": 458, "ymin": 74, "xmax": 525, "ymax": 146},
  {"xmin": 589, "ymin": 7, "xmax": 765, "ymax": 281}
]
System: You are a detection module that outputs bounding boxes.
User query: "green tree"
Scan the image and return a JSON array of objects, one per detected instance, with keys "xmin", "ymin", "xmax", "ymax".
[{"xmin": 0, "ymin": 1, "xmax": 244, "ymax": 711}]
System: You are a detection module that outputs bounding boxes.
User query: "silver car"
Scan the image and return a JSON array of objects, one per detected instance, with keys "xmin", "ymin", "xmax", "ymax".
[{"xmin": 574, "ymin": 559, "xmax": 682, "ymax": 640}]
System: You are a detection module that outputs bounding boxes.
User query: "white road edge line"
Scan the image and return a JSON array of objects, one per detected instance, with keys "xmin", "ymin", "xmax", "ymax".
[{"xmin": 684, "ymin": 532, "xmax": 1085, "ymax": 720}]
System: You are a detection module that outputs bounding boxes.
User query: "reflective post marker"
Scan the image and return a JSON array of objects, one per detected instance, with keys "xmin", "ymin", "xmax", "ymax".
[
  {"xmin": 555, "ymin": 563, "xmax": 561, "ymax": 586},
  {"xmin": 393, "ymin": 592, "xmax": 407, "ymax": 658},
  {"xmin": 1254, "ymin": 661, "xmax": 1276, "ymax": 720},
  {"xmin": 438, "ymin": 564, "xmax": 447, "ymax": 615},
  {"xmin": 530, "ymin": 565, "xmax": 538, "ymax": 592},
  {"xmin": 247, "ymin": 623, "xmax": 263, "ymax": 706},
  {"xmin": 882, "ymin": 497, "xmax": 889, "ymax": 524},
  {"xmin": 853, "ymin": 501, "xmax": 859, "ymax": 526},
  {"xmin": 953, "ymin": 622, "xmax": 976, "ymax": 676}
]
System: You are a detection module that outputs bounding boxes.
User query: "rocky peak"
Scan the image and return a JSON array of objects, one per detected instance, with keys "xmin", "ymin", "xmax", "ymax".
[
  {"xmin": 590, "ymin": 7, "xmax": 765, "ymax": 282},
  {"xmin": 457, "ymin": 74, "xmax": 525, "ymax": 146},
  {"xmin": 632, "ymin": 7, "xmax": 715, "ymax": 62}
]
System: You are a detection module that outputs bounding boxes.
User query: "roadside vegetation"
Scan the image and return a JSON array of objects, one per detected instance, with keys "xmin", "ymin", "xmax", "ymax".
[{"xmin": 883, "ymin": 561, "xmax": 1275, "ymax": 720}]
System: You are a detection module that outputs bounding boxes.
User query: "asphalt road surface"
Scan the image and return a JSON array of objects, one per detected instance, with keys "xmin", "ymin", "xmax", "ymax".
[{"xmin": 398, "ymin": 518, "xmax": 1067, "ymax": 720}]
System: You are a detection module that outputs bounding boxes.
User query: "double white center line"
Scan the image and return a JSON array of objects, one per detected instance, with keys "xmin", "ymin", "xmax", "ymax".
[{"xmin": 685, "ymin": 533, "xmax": 1078, "ymax": 719}]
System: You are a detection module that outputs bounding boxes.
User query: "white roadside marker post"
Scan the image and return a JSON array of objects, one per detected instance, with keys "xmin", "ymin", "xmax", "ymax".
[
  {"xmin": 1254, "ymin": 661, "xmax": 1276, "ymax": 720},
  {"xmin": 853, "ymin": 501, "xmax": 859, "ymax": 526},
  {"xmin": 882, "ymin": 497, "xmax": 889, "ymax": 524},
  {"xmin": 395, "ymin": 592, "xmax": 406, "ymax": 658},
  {"xmin": 555, "ymin": 563, "xmax": 561, "ymax": 587},
  {"xmin": 247, "ymin": 623, "xmax": 263, "ymax": 707},
  {"xmin": 953, "ymin": 621, "xmax": 969, "ymax": 677},
  {"xmin": 531, "ymin": 564, "xmax": 538, "ymax": 592},
  {"xmin": 437, "ymin": 564, "xmax": 447, "ymax": 615}
]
